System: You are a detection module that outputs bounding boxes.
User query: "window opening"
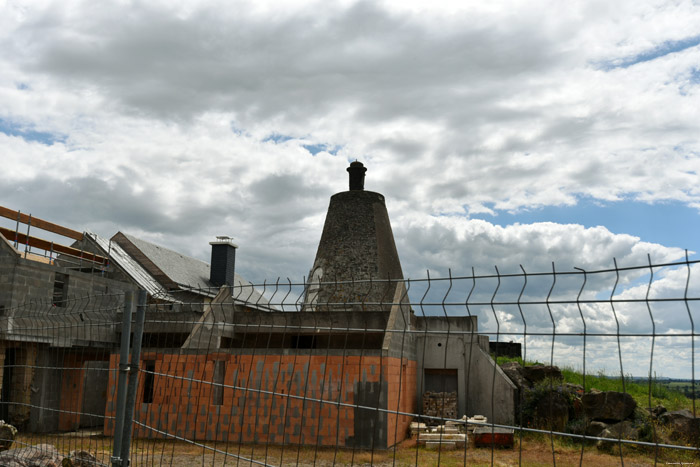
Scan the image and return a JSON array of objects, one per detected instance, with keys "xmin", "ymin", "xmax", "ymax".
[
  {"xmin": 143, "ymin": 360, "xmax": 155, "ymax": 404},
  {"xmin": 53, "ymin": 273, "xmax": 68, "ymax": 307}
]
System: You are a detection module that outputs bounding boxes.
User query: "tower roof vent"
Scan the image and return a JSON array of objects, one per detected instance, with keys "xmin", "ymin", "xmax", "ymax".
[{"xmin": 210, "ymin": 236, "xmax": 238, "ymax": 247}]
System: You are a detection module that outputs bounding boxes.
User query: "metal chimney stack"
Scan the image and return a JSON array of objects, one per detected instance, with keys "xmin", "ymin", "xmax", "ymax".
[{"xmin": 209, "ymin": 236, "xmax": 237, "ymax": 287}]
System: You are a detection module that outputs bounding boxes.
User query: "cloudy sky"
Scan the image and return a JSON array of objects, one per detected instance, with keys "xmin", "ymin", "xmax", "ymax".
[{"xmin": 2, "ymin": 0, "xmax": 699, "ymax": 377}]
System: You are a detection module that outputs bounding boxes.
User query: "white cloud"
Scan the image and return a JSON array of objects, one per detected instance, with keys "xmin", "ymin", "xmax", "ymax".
[{"xmin": 1, "ymin": 0, "xmax": 700, "ymax": 376}]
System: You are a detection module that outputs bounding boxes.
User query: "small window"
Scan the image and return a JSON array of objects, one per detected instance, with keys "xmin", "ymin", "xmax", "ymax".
[
  {"xmin": 212, "ymin": 360, "xmax": 226, "ymax": 406},
  {"xmin": 291, "ymin": 335, "xmax": 315, "ymax": 349},
  {"xmin": 53, "ymin": 273, "xmax": 68, "ymax": 307},
  {"xmin": 143, "ymin": 360, "xmax": 156, "ymax": 404}
]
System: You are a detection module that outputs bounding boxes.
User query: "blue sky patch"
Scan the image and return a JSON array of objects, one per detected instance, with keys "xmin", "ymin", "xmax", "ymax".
[
  {"xmin": 599, "ymin": 34, "xmax": 700, "ymax": 70},
  {"xmin": 302, "ymin": 143, "xmax": 340, "ymax": 156},
  {"xmin": 678, "ymin": 68, "xmax": 700, "ymax": 95},
  {"xmin": 229, "ymin": 121, "xmax": 245, "ymax": 136},
  {"xmin": 470, "ymin": 198, "xmax": 700, "ymax": 257},
  {"xmin": 262, "ymin": 133, "xmax": 294, "ymax": 144},
  {"xmin": 0, "ymin": 118, "xmax": 66, "ymax": 146},
  {"xmin": 15, "ymin": 82, "xmax": 30, "ymax": 90}
]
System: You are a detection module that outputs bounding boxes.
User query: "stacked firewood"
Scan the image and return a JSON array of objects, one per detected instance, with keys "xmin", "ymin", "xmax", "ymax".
[{"xmin": 422, "ymin": 391, "xmax": 458, "ymax": 420}]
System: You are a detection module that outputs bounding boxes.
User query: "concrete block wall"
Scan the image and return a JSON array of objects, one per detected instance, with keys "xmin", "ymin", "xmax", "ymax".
[
  {"xmin": 1, "ymin": 235, "xmax": 134, "ymax": 313},
  {"xmin": 28, "ymin": 350, "xmax": 63, "ymax": 432},
  {"xmin": 0, "ymin": 236, "xmax": 22, "ymax": 310},
  {"xmin": 0, "ymin": 260, "xmax": 55, "ymax": 309},
  {"xmin": 105, "ymin": 352, "xmax": 416, "ymax": 449}
]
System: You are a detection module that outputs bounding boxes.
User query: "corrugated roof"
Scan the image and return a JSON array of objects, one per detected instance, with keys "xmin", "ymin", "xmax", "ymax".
[{"xmin": 86, "ymin": 232, "xmax": 178, "ymax": 302}]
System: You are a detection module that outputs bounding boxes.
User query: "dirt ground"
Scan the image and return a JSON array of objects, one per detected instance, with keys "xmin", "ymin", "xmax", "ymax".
[{"xmin": 13, "ymin": 432, "xmax": 699, "ymax": 466}]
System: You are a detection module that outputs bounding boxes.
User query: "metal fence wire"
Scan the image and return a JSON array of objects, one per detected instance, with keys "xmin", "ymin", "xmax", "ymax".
[{"xmin": 1, "ymin": 255, "xmax": 699, "ymax": 466}]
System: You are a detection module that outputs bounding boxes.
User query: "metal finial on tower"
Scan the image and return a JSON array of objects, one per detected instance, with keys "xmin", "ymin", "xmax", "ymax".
[{"xmin": 347, "ymin": 161, "xmax": 367, "ymax": 191}]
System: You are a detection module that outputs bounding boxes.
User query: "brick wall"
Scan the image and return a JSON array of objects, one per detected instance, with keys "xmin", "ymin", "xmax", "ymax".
[
  {"xmin": 386, "ymin": 357, "xmax": 417, "ymax": 446},
  {"xmin": 105, "ymin": 352, "xmax": 416, "ymax": 449}
]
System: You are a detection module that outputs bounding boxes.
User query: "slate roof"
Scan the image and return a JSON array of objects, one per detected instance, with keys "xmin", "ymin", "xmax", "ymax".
[
  {"xmin": 119, "ymin": 232, "xmax": 212, "ymax": 290},
  {"xmin": 85, "ymin": 232, "xmax": 178, "ymax": 302},
  {"xmin": 112, "ymin": 232, "xmax": 268, "ymax": 306}
]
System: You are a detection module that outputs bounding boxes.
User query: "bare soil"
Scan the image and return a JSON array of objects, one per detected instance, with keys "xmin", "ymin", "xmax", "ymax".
[{"xmin": 13, "ymin": 432, "xmax": 699, "ymax": 466}]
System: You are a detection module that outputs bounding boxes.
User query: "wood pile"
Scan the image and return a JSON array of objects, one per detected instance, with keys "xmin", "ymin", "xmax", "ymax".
[{"xmin": 422, "ymin": 391, "xmax": 458, "ymax": 420}]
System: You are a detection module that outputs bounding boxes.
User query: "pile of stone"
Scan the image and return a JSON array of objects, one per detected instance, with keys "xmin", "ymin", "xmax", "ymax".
[
  {"xmin": 499, "ymin": 360, "xmax": 700, "ymax": 449},
  {"xmin": 422, "ymin": 391, "xmax": 458, "ymax": 420},
  {"xmin": 410, "ymin": 421, "xmax": 429, "ymax": 437},
  {"xmin": 465, "ymin": 414, "xmax": 488, "ymax": 435},
  {"xmin": 0, "ymin": 420, "xmax": 17, "ymax": 452},
  {"xmin": 410, "ymin": 416, "xmax": 471, "ymax": 450},
  {"xmin": 0, "ymin": 442, "xmax": 98, "ymax": 467}
]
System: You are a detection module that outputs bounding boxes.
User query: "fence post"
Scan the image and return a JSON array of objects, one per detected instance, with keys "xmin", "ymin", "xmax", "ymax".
[
  {"xmin": 111, "ymin": 290, "xmax": 134, "ymax": 467},
  {"xmin": 120, "ymin": 289, "xmax": 147, "ymax": 465}
]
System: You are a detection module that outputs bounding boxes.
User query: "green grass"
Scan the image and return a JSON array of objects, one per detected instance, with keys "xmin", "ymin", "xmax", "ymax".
[
  {"xmin": 561, "ymin": 368, "xmax": 691, "ymax": 411},
  {"xmin": 496, "ymin": 356, "xmax": 694, "ymax": 412}
]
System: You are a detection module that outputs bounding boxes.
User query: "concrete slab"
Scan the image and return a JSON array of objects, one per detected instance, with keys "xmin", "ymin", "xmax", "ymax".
[{"xmin": 425, "ymin": 441, "xmax": 457, "ymax": 450}]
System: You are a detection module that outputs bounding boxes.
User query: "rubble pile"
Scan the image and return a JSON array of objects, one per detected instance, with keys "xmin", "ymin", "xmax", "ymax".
[{"xmin": 410, "ymin": 414, "xmax": 489, "ymax": 450}]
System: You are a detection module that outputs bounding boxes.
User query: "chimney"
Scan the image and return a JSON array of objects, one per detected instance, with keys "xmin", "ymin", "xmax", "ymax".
[
  {"xmin": 347, "ymin": 161, "xmax": 366, "ymax": 191},
  {"xmin": 209, "ymin": 236, "xmax": 237, "ymax": 287},
  {"xmin": 305, "ymin": 161, "xmax": 405, "ymax": 312}
]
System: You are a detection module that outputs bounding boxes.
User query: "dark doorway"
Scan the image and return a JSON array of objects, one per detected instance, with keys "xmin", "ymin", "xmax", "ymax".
[
  {"xmin": 1, "ymin": 348, "xmax": 16, "ymax": 422},
  {"xmin": 142, "ymin": 361, "xmax": 155, "ymax": 404},
  {"xmin": 424, "ymin": 368, "xmax": 458, "ymax": 393}
]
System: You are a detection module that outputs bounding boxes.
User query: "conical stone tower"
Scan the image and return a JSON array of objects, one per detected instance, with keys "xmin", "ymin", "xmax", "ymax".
[{"xmin": 305, "ymin": 161, "xmax": 404, "ymax": 312}]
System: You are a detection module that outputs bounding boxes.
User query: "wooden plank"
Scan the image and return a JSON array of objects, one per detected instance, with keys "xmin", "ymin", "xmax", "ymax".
[
  {"xmin": 0, "ymin": 206, "xmax": 83, "ymax": 241},
  {"xmin": 0, "ymin": 227, "xmax": 107, "ymax": 265}
]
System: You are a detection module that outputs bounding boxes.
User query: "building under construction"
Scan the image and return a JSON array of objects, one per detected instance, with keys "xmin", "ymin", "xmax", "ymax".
[{"xmin": 0, "ymin": 162, "xmax": 516, "ymax": 449}]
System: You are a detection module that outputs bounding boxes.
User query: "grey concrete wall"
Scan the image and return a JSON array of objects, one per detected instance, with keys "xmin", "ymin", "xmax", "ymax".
[
  {"xmin": 184, "ymin": 287, "xmax": 391, "ymax": 352},
  {"xmin": 80, "ymin": 361, "xmax": 109, "ymax": 428},
  {"xmin": 382, "ymin": 281, "xmax": 416, "ymax": 360},
  {"xmin": 0, "ymin": 236, "xmax": 20, "ymax": 311},
  {"xmin": 465, "ymin": 345, "xmax": 517, "ymax": 425},
  {"xmin": 414, "ymin": 316, "xmax": 516, "ymax": 425},
  {"xmin": 29, "ymin": 349, "xmax": 63, "ymax": 432}
]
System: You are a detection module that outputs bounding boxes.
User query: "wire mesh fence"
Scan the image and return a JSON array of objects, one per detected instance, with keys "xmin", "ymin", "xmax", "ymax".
[{"xmin": 1, "ymin": 255, "xmax": 699, "ymax": 465}]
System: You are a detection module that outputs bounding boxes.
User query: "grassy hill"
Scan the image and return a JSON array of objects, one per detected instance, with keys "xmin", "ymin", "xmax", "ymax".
[{"xmin": 497, "ymin": 356, "xmax": 696, "ymax": 412}]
